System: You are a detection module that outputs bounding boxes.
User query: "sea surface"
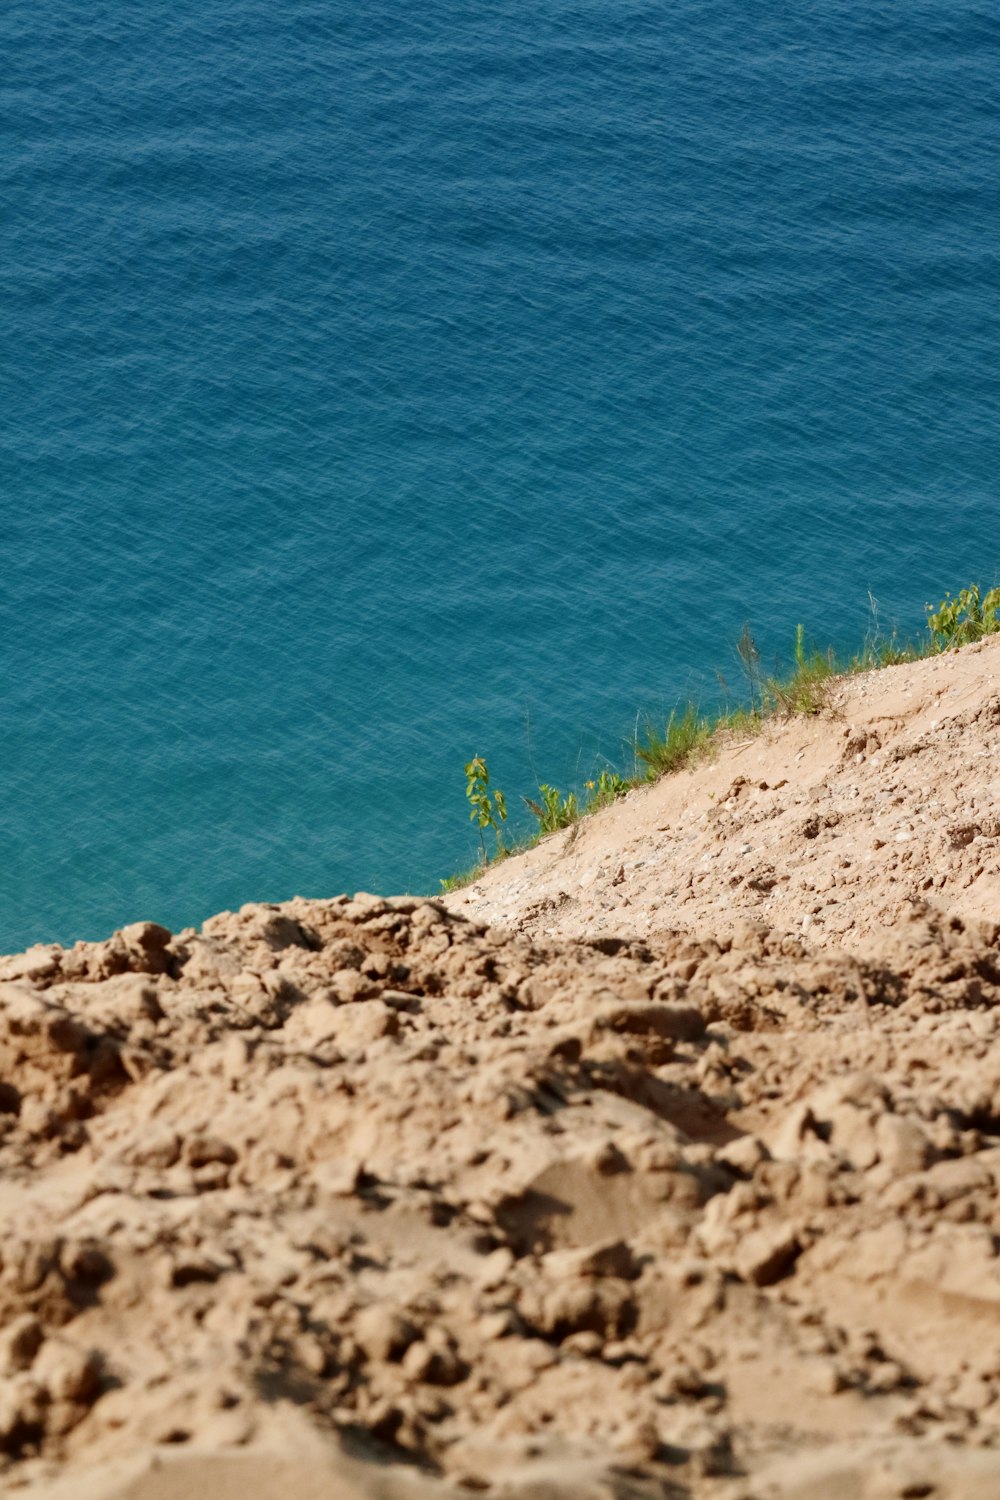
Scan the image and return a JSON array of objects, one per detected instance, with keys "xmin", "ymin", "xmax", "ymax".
[{"xmin": 3, "ymin": 0, "xmax": 999, "ymax": 952}]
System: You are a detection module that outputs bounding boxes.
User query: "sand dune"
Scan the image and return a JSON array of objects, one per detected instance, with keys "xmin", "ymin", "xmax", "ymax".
[{"xmin": 2, "ymin": 638, "xmax": 999, "ymax": 1498}]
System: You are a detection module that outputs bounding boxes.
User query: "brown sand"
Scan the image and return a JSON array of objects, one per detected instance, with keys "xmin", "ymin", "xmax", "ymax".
[
  {"xmin": 448, "ymin": 635, "xmax": 1000, "ymax": 946},
  {"xmin": 0, "ymin": 638, "xmax": 998, "ymax": 1499}
]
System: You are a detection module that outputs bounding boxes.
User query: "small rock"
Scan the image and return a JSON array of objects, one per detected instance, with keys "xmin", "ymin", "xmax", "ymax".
[
  {"xmin": 326, "ymin": 1000, "xmax": 398, "ymax": 1047},
  {"xmin": 477, "ymin": 1310, "xmax": 517, "ymax": 1341},
  {"xmin": 601, "ymin": 1339, "xmax": 643, "ymax": 1366},
  {"xmin": 402, "ymin": 1335, "xmax": 466, "ymax": 1386},
  {"xmin": 803, "ymin": 1358, "xmax": 848, "ymax": 1396},
  {"xmin": 562, "ymin": 1330, "xmax": 603, "ymax": 1357},
  {"xmin": 329, "ymin": 969, "xmax": 377, "ymax": 1003},
  {"xmin": 168, "ymin": 1252, "xmax": 226, "ymax": 1287},
  {"xmin": 580, "ymin": 1139, "xmax": 631, "ymax": 1176},
  {"xmin": 0, "ymin": 1374, "xmax": 47, "ymax": 1451},
  {"xmin": 292, "ymin": 1333, "xmax": 328, "ymax": 1376},
  {"xmin": 220, "ymin": 1034, "xmax": 252, "ymax": 1082},
  {"xmin": 817, "ymin": 1072, "xmax": 890, "ymax": 1112},
  {"xmin": 475, "ymin": 1247, "xmax": 515, "ymax": 1290},
  {"xmin": 614, "ymin": 1413, "xmax": 660, "ymax": 1462},
  {"xmin": 311, "ymin": 1157, "xmax": 361, "ymax": 1197},
  {"xmin": 355, "ymin": 1305, "xmax": 419, "ymax": 1363},
  {"xmin": 734, "ymin": 1225, "xmax": 801, "ymax": 1287},
  {"xmin": 284, "ymin": 997, "xmax": 340, "ymax": 1049},
  {"xmin": 120, "ymin": 921, "xmax": 172, "ymax": 952},
  {"xmin": 656, "ymin": 1360, "xmax": 710, "ymax": 1400},
  {"xmin": 770, "ymin": 1102, "xmax": 829, "ymax": 1163},
  {"xmin": 60, "ymin": 1241, "xmax": 114, "ymax": 1284},
  {"xmin": 597, "ymin": 1001, "xmax": 705, "ymax": 1044},
  {"xmin": 544, "ymin": 1239, "xmax": 640, "ymax": 1282},
  {"xmin": 716, "ymin": 1135, "xmax": 770, "ymax": 1175},
  {"xmin": 193, "ymin": 1160, "xmax": 232, "ymax": 1192},
  {"xmin": 875, "ymin": 1114, "xmax": 933, "ymax": 1175},
  {"xmin": 33, "ymin": 1340, "xmax": 101, "ymax": 1405},
  {"xmin": 1, "ymin": 948, "xmax": 60, "ymax": 983},
  {"xmin": 826, "ymin": 1104, "xmax": 879, "ymax": 1171},
  {"xmin": 184, "ymin": 1135, "xmax": 238, "ymax": 1168},
  {"xmin": 0, "ymin": 1316, "xmax": 44, "ymax": 1376},
  {"xmin": 866, "ymin": 1359, "xmax": 907, "ymax": 1394}
]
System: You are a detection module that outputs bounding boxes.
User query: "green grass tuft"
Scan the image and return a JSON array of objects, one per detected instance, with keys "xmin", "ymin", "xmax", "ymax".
[
  {"xmin": 634, "ymin": 702, "xmax": 712, "ymax": 778},
  {"xmin": 584, "ymin": 769, "xmax": 634, "ymax": 811},
  {"xmin": 438, "ymin": 863, "xmax": 486, "ymax": 894},
  {"xmin": 927, "ymin": 584, "xmax": 1000, "ymax": 650},
  {"xmin": 763, "ymin": 624, "xmax": 836, "ymax": 716},
  {"xmin": 523, "ymin": 784, "xmax": 580, "ymax": 835}
]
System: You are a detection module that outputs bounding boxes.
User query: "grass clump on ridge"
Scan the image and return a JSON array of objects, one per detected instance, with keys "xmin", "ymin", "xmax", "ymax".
[
  {"xmin": 439, "ymin": 861, "xmax": 488, "ymax": 894},
  {"xmin": 634, "ymin": 702, "xmax": 712, "ymax": 778},
  {"xmin": 927, "ymin": 583, "xmax": 1000, "ymax": 649},
  {"xmin": 522, "ymin": 784, "xmax": 580, "ymax": 834},
  {"xmin": 583, "ymin": 769, "xmax": 632, "ymax": 811},
  {"xmin": 765, "ymin": 623, "xmax": 836, "ymax": 715},
  {"xmin": 439, "ymin": 581, "xmax": 1000, "ymax": 891},
  {"xmin": 632, "ymin": 622, "xmax": 834, "ymax": 780},
  {"xmin": 519, "ymin": 770, "xmax": 634, "ymax": 839}
]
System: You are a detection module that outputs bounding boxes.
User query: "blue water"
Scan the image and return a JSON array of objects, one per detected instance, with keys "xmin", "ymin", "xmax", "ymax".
[{"xmin": 3, "ymin": 0, "xmax": 999, "ymax": 952}]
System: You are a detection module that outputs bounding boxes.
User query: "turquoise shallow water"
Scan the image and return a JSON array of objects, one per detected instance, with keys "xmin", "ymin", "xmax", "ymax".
[{"xmin": 3, "ymin": 0, "xmax": 999, "ymax": 951}]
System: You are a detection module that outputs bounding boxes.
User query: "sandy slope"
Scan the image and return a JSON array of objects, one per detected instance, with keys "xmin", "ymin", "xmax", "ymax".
[
  {"xmin": 447, "ymin": 636, "xmax": 1000, "ymax": 945},
  {"xmin": 0, "ymin": 639, "xmax": 998, "ymax": 1500}
]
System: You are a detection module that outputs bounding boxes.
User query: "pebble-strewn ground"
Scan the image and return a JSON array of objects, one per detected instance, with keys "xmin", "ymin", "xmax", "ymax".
[{"xmin": 1, "ymin": 640, "xmax": 999, "ymax": 1500}]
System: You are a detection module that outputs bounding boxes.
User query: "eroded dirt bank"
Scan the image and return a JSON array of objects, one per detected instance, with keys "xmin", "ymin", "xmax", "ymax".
[
  {"xmin": 2, "ymin": 895, "xmax": 1000, "ymax": 1498},
  {"xmin": 0, "ymin": 638, "xmax": 999, "ymax": 1499}
]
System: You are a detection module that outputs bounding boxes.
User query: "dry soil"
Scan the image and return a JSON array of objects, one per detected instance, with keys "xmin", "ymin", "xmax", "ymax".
[{"xmin": 1, "ymin": 638, "xmax": 999, "ymax": 1500}]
